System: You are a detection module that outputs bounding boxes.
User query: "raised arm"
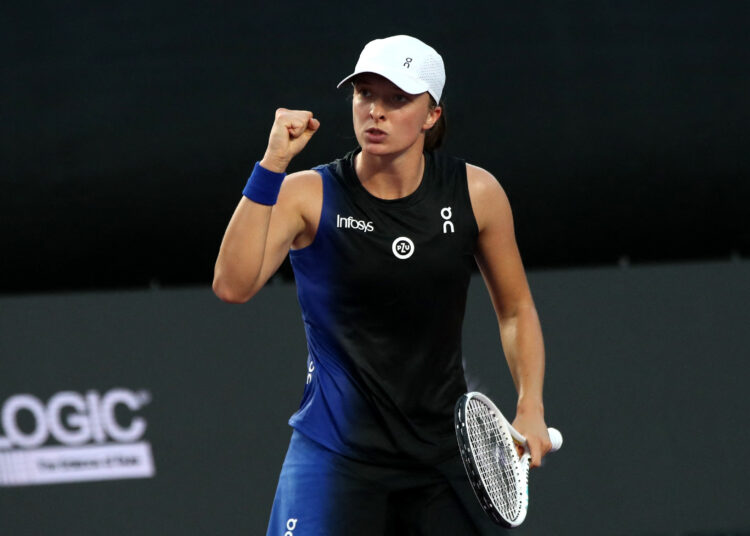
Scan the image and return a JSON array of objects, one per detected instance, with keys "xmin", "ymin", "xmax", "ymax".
[
  {"xmin": 212, "ymin": 109, "xmax": 320, "ymax": 303},
  {"xmin": 467, "ymin": 163, "xmax": 552, "ymax": 468}
]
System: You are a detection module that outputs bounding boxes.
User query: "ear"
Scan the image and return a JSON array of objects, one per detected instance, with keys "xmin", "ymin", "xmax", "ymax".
[{"xmin": 422, "ymin": 105, "xmax": 442, "ymax": 131}]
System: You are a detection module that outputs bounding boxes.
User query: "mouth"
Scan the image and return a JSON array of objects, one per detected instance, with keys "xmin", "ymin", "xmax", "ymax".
[{"xmin": 364, "ymin": 128, "xmax": 387, "ymax": 142}]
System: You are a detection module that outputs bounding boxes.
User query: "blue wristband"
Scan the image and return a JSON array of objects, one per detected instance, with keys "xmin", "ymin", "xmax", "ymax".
[{"xmin": 242, "ymin": 162, "xmax": 286, "ymax": 205}]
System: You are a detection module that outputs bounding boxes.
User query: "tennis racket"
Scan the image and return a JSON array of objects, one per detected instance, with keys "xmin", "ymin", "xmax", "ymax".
[{"xmin": 454, "ymin": 391, "xmax": 563, "ymax": 528}]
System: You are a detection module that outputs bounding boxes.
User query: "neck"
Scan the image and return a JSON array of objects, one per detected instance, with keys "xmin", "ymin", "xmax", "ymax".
[{"xmin": 354, "ymin": 144, "xmax": 426, "ymax": 200}]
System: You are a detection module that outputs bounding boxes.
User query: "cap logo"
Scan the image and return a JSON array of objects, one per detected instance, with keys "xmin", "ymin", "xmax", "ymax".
[{"xmin": 403, "ymin": 57, "xmax": 412, "ymax": 68}]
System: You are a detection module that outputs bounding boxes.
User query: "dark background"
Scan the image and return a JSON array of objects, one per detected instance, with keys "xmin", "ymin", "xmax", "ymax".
[{"xmin": 2, "ymin": 1, "xmax": 748, "ymax": 294}]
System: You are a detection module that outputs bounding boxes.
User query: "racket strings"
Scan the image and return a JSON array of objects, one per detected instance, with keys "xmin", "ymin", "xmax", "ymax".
[{"xmin": 465, "ymin": 399, "xmax": 522, "ymax": 521}]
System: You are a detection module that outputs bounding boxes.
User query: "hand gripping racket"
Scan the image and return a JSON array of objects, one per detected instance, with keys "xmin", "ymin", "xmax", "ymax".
[{"xmin": 455, "ymin": 392, "xmax": 563, "ymax": 528}]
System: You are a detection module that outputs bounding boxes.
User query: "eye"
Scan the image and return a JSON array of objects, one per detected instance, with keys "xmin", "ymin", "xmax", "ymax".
[
  {"xmin": 355, "ymin": 86, "xmax": 372, "ymax": 98},
  {"xmin": 391, "ymin": 93, "xmax": 413, "ymax": 105}
]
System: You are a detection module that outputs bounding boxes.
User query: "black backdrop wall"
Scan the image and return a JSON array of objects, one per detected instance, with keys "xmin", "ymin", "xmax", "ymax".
[
  {"xmin": 1, "ymin": 260, "xmax": 749, "ymax": 535},
  {"xmin": 2, "ymin": 1, "xmax": 748, "ymax": 293}
]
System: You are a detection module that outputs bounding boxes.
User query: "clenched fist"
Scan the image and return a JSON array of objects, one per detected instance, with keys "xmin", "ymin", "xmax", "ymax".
[{"xmin": 260, "ymin": 108, "xmax": 320, "ymax": 173}]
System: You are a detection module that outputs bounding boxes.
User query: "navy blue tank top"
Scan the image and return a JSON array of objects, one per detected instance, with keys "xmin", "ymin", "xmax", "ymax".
[{"xmin": 288, "ymin": 149, "xmax": 479, "ymax": 465}]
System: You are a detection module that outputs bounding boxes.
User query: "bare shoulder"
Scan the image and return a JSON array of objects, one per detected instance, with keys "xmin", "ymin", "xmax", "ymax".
[
  {"xmin": 465, "ymin": 163, "xmax": 512, "ymax": 232},
  {"xmin": 276, "ymin": 169, "xmax": 323, "ymax": 248},
  {"xmin": 277, "ymin": 169, "xmax": 323, "ymax": 210},
  {"xmin": 281, "ymin": 169, "xmax": 322, "ymax": 193}
]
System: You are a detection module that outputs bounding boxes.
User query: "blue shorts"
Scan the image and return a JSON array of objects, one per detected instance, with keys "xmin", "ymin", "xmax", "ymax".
[{"xmin": 266, "ymin": 430, "xmax": 507, "ymax": 536}]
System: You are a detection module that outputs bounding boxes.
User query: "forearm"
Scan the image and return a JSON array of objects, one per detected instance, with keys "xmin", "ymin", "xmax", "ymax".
[
  {"xmin": 213, "ymin": 198, "xmax": 273, "ymax": 303},
  {"xmin": 498, "ymin": 301, "xmax": 546, "ymax": 415},
  {"xmin": 213, "ymin": 109, "xmax": 320, "ymax": 304}
]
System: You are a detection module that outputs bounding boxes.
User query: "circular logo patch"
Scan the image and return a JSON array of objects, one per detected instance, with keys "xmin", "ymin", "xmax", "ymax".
[{"xmin": 392, "ymin": 237, "xmax": 415, "ymax": 259}]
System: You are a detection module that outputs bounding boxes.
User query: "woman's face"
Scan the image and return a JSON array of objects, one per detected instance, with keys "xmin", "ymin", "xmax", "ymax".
[{"xmin": 352, "ymin": 74, "xmax": 441, "ymax": 157}]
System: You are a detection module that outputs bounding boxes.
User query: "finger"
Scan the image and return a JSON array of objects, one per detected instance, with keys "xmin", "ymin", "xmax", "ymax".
[
  {"xmin": 297, "ymin": 118, "xmax": 320, "ymax": 143},
  {"xmin": 287, "ymin": 114, "xmax": 317, "ymax": 138},
  {"xmin": 526, "ymin": 438, "xmax": 542, "ymax": 468},
  {"xmin": 287, "ymin": 117, "xmax": 319, "ymax": 148},
  {"xmin": 284, "ymin": 118, "xmax": 302, "ymax": 136},
  {"xmin": 541, "ymin": 433, "xmax": 552, "ymax": 455},
  {"xmin": 531, "ymin": 434, "xmax": 553, "ymax": 467}
]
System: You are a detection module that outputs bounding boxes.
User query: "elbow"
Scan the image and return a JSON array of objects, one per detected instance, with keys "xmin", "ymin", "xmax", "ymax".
[
  {"xmin": 497, "ymin": 299, "xmax": 538, "ymax": 325},
  {"xmin": 212, "ymin": 276, "xmax": 253, "ymax": 304}
]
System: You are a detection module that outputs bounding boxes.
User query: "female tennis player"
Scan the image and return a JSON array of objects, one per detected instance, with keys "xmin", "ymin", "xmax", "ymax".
[{"xmin": 213, "ymin": 35, "xmax": 552, "ymax": 535}]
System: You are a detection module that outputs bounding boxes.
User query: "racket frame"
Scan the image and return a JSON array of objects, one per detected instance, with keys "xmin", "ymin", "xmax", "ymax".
[{"xmin": 455, "ymin": 392, "xmax": 533, "ymax": 528}]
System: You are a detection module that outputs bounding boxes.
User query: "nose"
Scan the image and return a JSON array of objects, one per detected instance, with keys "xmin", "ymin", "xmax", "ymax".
[{"xmin": 369, "ymin": 100, "xmax": 386, "ymax": 120}]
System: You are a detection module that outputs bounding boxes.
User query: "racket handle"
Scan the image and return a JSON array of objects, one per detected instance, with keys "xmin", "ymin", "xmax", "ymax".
[{"xmin": 548, "ymin": 427, "xmax": 563, "ymax": 452}]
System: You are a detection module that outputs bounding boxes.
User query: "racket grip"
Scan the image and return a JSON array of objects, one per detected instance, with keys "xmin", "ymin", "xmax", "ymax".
[{"xmin": 547, "ymin": 427, "xmax": 563, "ymax": 452}]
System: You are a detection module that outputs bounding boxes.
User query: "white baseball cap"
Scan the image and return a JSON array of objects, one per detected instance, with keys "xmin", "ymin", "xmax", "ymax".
[{"xmin": 337, "ymin": 35, "xmax": 445, "ymax": 102}]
